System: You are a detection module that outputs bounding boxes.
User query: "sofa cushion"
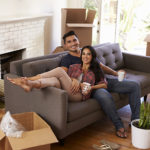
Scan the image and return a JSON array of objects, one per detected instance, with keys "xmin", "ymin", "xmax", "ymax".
[
  {"xmin": 68, "ymin": 92, "xmax": 123, "ymax": 122},
  {"xmin": 125, "ymin": 69, "xmax": 150, "ymax": 89},
  {"xmin": 68, "ymin": 99, "xmax": 100, "ymax": 122},
  {"xmin": 95, "ymin": 43, "xmax": 124, "ymax": 70},
  {"xmin": 22, "ymin": 55, "xmax": 62, "ymax": 77}
]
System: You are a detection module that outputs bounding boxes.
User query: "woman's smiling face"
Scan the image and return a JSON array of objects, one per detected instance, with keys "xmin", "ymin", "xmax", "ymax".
[{"xmin": 82, "ymin": 48, "xmax": 92, "ymax": 65}]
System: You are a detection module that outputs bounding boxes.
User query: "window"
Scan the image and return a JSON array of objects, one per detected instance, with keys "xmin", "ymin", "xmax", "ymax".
[{"xmin": 84, "ymin": 0, "xmax": 150, "ymax": 55}]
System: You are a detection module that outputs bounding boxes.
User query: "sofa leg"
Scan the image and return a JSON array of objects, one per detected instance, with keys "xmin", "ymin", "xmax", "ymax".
[
  {"xmin": 59, "ymin": 139, "xmax": 65, "ymax": 146},
  {"xmin": 144, "ymin": 95, "xmax": 147, "ymax": 102}
]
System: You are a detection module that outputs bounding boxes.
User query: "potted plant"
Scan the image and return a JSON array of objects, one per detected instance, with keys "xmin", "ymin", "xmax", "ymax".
[{"xmin": 131, "ymin": 101, "xmax": 150, "ymax": 149}]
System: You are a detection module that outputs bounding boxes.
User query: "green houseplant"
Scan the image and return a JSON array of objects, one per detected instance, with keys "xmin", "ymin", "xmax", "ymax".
[
  {"xmin": 139, "ymin": 101, "xmax": 150, "ymax": 129},
  {"xmin": 131, "ymin": 101, "xmax": 150, "ymax": 149}
]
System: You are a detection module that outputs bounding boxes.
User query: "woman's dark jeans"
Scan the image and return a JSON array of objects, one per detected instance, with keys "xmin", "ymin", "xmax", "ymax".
[{"xmin": 92, "ymin": 78, "xmax": 141, "ymax": 130}]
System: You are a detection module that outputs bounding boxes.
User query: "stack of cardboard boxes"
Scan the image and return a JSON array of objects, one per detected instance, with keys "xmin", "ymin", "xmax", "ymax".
[{"xmin": 61, "ymin": 8, "xmax": 96, "ymax": 47}]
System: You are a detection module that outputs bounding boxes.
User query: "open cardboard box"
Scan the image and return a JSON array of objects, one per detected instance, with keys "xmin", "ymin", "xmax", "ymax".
[
  {"xmin": 61, "ymin": 8, "xmax": 96, "ymax": 47},
  {"xmin": 0, "ymin": 112, "xmax": 58, "ymax": 150}
]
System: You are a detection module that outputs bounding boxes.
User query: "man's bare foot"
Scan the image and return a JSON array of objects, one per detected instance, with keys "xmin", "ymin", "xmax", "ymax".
[
  {"xmin": 116, "ymin": 128, "xmax": 127, "ymax": 138},
  {"xmin": 7, "ymin": 77, "xmax": 32, "ymax": 92}
]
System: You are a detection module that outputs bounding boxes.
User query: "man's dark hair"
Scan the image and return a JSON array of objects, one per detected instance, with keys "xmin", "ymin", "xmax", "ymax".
[{"xmin": 63, "ymin": 30, "xmax": 78, "ymax": 44}]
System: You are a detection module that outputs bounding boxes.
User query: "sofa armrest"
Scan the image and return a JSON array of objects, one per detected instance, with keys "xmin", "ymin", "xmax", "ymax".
[
  {"xmin": 4, "ymin": 73, "xmax": 68, "ymax": 138},
  {"xmin": 122, "ymin": 52, "xmax": 150, "ymax": 73}
]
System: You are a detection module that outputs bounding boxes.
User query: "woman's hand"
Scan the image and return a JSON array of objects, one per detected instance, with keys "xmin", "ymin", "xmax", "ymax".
[
  {"xmin": 80, "ymin": 83, "xmax": 91, "ymax": 96},
  {"xmin": 82, "ymin": 88, "xmax": 91, "ymax": 96},
  {"xmin": 71, "ymin": 78, "xmax": 80, "ymax": 95}
]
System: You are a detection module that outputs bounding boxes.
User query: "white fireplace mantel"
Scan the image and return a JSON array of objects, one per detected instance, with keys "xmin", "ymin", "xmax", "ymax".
[
  {"xmin": 0, "ymin": 13, "xmax": 52, "ymax": 24},
  {"xmin": 0, "ymin": 13, "xmax": 52, "ymax": 59}
]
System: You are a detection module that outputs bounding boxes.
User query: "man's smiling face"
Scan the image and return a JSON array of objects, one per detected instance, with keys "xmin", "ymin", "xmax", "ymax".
[{"xmin": 64, "ymin": 35, "xmax": 80, "ymax": 52}]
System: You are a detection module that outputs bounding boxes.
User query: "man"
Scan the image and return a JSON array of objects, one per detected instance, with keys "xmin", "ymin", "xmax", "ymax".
[{"xmin": 60, "ymin": 31, "xmax": 141, "ymax": 138}]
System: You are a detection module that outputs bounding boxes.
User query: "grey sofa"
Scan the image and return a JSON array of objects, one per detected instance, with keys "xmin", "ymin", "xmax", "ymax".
[{"xmin": 4, "ymin": 43, "xmax": 150, "ymax": 140}]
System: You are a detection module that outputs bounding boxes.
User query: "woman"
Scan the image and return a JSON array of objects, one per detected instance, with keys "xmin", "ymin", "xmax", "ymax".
[{"xmin": 7, "ymin": 46, "xmax": 107, "ymax": 101}]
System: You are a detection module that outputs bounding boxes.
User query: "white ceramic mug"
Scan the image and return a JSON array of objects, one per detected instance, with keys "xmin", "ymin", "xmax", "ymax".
[
  {"xmin": 118, "ymin": 71, "xmax": 125, "ymax": 82},
  {"xmin": 82, "ymin": 82, "xmax": 91, "ymax": 94}
]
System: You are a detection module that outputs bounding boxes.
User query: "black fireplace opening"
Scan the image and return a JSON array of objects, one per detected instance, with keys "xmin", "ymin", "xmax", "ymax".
[{"xmin": 0, "ymin": 49, "xmax": 25, "ymax": 79}]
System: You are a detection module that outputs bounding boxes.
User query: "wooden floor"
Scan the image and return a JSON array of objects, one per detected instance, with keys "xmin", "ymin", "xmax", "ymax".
[{"xmin": 0, "ymin": 96, "xmax": 150, "ymax": 150}]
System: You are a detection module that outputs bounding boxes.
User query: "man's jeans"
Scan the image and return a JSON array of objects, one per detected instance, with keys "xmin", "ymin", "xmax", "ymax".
[{"xmin": 92, "ymin": 78, "xmax": 141, "ymax": 130}]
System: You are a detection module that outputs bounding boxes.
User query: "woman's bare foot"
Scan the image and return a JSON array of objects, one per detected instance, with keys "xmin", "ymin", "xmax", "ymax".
[
  {"xmin": 7, "ymin": 77, "xmax": 32, "ymax": 92},
  {"xmin": 7, "ymin": 77, "xmax": 23, "ymax": 86}
]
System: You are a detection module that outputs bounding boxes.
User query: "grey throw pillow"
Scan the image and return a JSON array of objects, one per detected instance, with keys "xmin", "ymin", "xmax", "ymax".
[
  {"xmin": 95, "ymin": 43, "xmax": 124, "ymax": 70},
  {"xmin": 22, "ymin": 56, "xmax": 62, "ymax": 77}
]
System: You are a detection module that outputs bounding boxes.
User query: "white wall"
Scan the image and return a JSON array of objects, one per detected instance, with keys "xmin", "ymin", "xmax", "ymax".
[
  {"xmin": 67, "ymin": 0, "xmax": 84, "ymax": 8},
  {"xmin": 0, "ymin": 0, "xmax": 67, "ymax": 53}
]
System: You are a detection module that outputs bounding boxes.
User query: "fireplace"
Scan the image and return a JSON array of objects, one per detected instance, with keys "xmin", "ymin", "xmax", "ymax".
[
  {"xmin": 0, "ymin": 14, "xmax": 50, "ymax": 78},
  {"xmin": 0, "ymin": 14, "xmax": 50, "ymax": 60},
  {"xmin": 0, "ymin": 49, "xmax": 25, "ymax": 78}
]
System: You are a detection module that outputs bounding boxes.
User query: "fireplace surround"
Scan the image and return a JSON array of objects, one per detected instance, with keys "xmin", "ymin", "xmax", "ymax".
[{"xmin": 0, "ymin": 14, "xmax": 50, "ymax": 78}]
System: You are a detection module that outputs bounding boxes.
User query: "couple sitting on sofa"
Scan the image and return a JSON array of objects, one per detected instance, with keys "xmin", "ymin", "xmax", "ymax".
[{"xmin": 7, "ymin": 30, "xmax": 141, "ymax": 138}]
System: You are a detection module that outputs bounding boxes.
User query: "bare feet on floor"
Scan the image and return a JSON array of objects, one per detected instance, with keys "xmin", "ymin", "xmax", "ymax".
[
  {"xmin": 116, "ymin": 128, "xmax": 127, "ymax": 138},
  {"xmin": 7, "ymin": 77, "xmax": 32, "ymax": 92}
]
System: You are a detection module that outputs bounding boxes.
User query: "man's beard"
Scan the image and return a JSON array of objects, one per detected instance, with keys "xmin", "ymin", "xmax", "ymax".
[
  {"xmin": 70, "ymin": 49, "xmax": 78, "ymax": 52},
  {"xmin": 70, "ymin": 46, "xmax": 80, "ymax": 53},
  {"xmin": 69, "ymin": 44, "xmax": 80, "ymax": 52}
]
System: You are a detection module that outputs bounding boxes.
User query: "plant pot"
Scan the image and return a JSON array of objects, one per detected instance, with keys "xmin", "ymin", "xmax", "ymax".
[{"xmin": 131, "ymin": 119, "xmax": 150, "ymax": 149}]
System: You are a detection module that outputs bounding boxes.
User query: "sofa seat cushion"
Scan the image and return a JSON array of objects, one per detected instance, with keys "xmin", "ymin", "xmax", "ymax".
[
  {"xmin": 22, "ymin": 55, "xmax": 62, "ymax": 77},
  {"xmin": 68, "ymin": 92, "xmax": 122, "ymax": 122},
  {"xmin": 68, "ymin": 99, "xmax": 100, "ymax": 122},
  {"xmin": 125, "ymin": 69, "xmax": 150, "ymax": 89},
  {"xmin": 95, "ymin": 43, "xmax": 124, "ymax": 70}
]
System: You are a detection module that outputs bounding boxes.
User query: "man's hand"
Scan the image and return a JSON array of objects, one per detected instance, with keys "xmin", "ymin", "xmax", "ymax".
[
  {"xmin": 71, "ymin": 78, "xmax": 80, "ymax": 94},
  {"xmin": 117, "ymin": 69, "xmax": 126, "ymax": 77}
]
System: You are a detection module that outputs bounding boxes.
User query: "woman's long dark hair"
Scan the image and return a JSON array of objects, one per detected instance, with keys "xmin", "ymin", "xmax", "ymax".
[{"xmin": 81, "ymin": 46, "xmax": 104, "ymax": 83}]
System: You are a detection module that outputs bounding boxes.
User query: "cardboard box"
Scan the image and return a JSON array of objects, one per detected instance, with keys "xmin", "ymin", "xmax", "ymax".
[
  {"xmin": 146, "ymin": 42, "xmax": 150, "ymax": 56},
  {"xmin": 61, "ymin": 8, "xmax": 96, "ymax": 47},
  {"xmin": 0, "ymin": 112, "xmax": 58, "ymax": 150}
]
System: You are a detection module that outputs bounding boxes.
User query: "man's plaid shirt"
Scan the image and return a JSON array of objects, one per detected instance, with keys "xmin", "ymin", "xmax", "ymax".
[{"xmin": 68, "ymin": 64, "xmax": 107, "ymax": 100}]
